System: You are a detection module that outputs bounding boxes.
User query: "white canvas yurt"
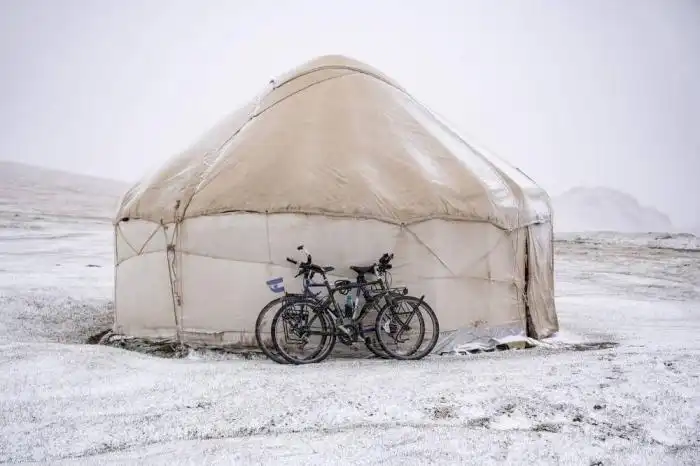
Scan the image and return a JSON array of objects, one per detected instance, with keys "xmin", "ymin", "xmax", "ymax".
[{"xmin": 113, "ymin": 55, "xmax": 558, "ymax": 352}]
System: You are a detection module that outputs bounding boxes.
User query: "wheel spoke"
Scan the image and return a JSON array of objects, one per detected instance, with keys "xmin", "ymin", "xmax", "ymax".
[
  {"xmin": 271, "ymin": 298, "xmax": 336, "ymax": 364},
  {"xmin": 375, "ymin": 295, "xmax": 439, "ymax": 360}
]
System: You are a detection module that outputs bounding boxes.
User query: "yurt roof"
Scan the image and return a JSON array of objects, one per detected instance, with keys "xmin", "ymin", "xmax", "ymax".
[{"xmin": 116, "ymin": 54, "xmax": 551, "ymax": 230}]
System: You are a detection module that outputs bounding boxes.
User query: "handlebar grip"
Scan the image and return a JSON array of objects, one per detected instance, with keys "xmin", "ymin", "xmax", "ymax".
[
  {"xmin": 286, "ymin": 257, "xmax": 298, "ymax": 265},
  {"xmin": 379, "ymin": 252, "xmax": 394, "ymax": 265}
]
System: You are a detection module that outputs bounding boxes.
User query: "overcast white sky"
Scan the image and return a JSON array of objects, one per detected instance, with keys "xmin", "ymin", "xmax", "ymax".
[{"xmin": 1, "ymin": 0, "xmax": 699, "ymax": 227}]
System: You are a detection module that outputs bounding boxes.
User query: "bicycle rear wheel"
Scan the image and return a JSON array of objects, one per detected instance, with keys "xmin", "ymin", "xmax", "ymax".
[
  {"xmin": 375, "ymin": 295, "xmax": 439, "ymax": 360},
  {"xmin": 358, "ymin": 302, "xmax": 391, "ymax": 359},
  {"xmin": 271, "ymin": 298, "xmax": 336, "ymax": 364},
  {"xmin": 255, "ymin": 295, "xmax": 304, "ymax": 364}
]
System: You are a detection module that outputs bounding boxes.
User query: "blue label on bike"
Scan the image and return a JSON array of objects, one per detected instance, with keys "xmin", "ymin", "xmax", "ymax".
[{"xmin": 266, "ymin": 277, "xmax": 285, "ymax": 293}]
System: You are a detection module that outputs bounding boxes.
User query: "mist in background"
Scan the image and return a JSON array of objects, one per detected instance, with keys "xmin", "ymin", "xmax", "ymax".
[{"xmin": 1, "ymin": 0, "xmax": 699, "ymax": 228}]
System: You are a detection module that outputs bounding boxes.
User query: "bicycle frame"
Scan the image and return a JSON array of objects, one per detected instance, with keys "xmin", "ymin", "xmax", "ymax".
[
  {"xmin": 266, "ymin": 246, "xmax": 406, "ymax": 337},
  {"xmin": 309, "ymin": 268, "xmax": 402, "ymax": 327}
]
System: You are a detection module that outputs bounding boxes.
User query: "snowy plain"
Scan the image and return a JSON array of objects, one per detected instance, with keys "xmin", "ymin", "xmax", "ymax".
[{"xmin": 1, "ymin": 164, "xmax": 699, "ymax": 465}]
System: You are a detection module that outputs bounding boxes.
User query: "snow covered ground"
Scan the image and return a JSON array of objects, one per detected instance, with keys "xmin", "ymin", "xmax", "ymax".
[{"xmin": 1, "ymin": 206, "xmax": 699, "ymax": 464}]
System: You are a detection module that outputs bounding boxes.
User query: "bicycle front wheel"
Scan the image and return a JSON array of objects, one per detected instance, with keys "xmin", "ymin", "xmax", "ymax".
[
  {"xmin": 375, "ymin": 295, "xmax": 439, "ymax": 360},
  {"xmin": 271, "ymin": 298, "xmax": 336, "ymax": 365}
]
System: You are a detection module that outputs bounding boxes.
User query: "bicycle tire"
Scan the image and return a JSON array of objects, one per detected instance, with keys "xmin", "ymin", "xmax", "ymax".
[
  {"xmin": 364, "ymin": 333, "xmax": 391, "ymax": 359},
  {"xmin": 377, "ymin": 296, "xmax": 426, "ymax": 360},
  {"xmin": 358, "ymin": 301, "xmax": 391, "ymax": 359},
  {"xmin": 376, "ymin": 295, "xmax": 439, "ymax": 360},
  {"xmin": 270, "ymin": 297, "xmax": 337, "ymax": 365},
  {"xmin": 254, "ymin": 295, "xmax": 304, "ymax": 364}
]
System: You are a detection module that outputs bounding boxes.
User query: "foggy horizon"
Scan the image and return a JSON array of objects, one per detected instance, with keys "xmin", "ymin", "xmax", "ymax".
[{"xmin": 1, "ymin": 0, "xmax": 699, "ymax": 227}]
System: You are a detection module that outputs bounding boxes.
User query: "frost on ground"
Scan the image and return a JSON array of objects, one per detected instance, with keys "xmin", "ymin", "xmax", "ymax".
[{"xmin": 1, "ymin": 210, "xmax": 699, "ymax": 465}]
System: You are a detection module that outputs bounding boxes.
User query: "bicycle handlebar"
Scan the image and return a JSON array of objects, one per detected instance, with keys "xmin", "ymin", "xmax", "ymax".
[
  {"xmin": 286, "ymin": 246, "xmax": 394, "ymax": 279},
  {"xmin": 375, "ymin": 252, "xmax": 394, "ymax": 273},
  {"xmin": 286, "ymin": 245, "xmax": 328, "ymax": 280}
]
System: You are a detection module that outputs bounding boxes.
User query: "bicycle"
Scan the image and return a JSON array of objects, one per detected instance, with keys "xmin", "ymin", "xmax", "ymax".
[
  {"xmin": 254, "ymin": 246, "xmax": 389, "ymax": 363},
  {"xmin": 269, "ymin": 246, "xmax": 440, "ymax": 364}
]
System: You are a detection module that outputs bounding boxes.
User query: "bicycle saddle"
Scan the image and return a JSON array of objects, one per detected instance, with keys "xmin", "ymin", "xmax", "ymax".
[{"xmin": 350, "ymin": 265, "xmax": 375, "ymax": 275}]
